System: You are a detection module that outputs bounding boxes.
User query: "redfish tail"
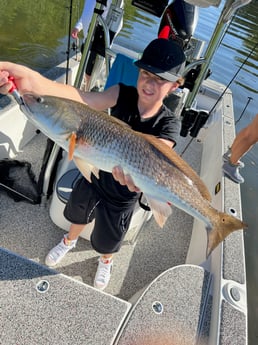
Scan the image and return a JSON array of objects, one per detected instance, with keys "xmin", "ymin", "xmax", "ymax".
[{"xmin": 206, "ymin": 212, "xmax": 247, "ymax": 258}]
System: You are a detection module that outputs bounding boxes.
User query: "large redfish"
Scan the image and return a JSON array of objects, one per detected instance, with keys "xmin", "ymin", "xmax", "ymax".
[{"xmin": 21, "ymin": 94, "xmax": 247, "ymax": 257}]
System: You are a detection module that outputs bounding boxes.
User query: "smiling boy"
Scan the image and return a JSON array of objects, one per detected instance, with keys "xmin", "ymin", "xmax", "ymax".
[{"xmin": 0, "ymin": 38, "xmax": 186, "ymax": 290}]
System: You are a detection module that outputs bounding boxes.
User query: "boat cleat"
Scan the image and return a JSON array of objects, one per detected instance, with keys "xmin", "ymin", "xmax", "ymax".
[{"xmin": 222, "ymin": 280, "xmax": 247, "ymax": 313}]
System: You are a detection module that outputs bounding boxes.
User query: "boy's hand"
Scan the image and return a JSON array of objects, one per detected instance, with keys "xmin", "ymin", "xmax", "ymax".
[
  {"xmin": 0, "ymin": 70, "xmax": 12, "ymax": 94},
  {"xmin": 0, "ymin": 62, "xmax": 36, "ymax": 95},
  {"xmin": 112, "ymin": 166, "xmax": 140, "ymax": 193}
]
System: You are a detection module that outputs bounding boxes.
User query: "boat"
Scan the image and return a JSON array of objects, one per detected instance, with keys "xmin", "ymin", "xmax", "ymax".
[{"xmin": 0, "ymin": 0, "xmax": 251, "ymax": 344}]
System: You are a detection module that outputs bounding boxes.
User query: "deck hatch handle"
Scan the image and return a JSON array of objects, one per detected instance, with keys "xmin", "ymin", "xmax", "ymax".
[
  {"xmin": 152, "ymin": 301, "xmax": 163, "ymax": 314},
  {"xmin": 36, "ymin": 280, "xmax": 50, "ymax": 293}
]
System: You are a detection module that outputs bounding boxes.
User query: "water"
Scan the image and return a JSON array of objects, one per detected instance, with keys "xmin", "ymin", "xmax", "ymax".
[
  {"xmin": 0, "ymin": 0, "xmax": 257, "ymax": 342},
  {"xmin": 0, "ymin": 0, "xmax": 71, "ymax": 72}
]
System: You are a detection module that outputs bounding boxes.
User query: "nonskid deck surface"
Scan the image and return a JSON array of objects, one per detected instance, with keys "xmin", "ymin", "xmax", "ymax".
[{"xmin": 0, "ymin": 130, "xmax": 202, "ymax": 300}]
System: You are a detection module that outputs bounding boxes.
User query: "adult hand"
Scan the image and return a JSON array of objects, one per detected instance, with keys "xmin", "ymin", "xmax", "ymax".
[
  {"xmin": 112, "ymin": 166, "xmax": 140, "ymax": 193},
  {"xmin": 71, "ymin": 28, "xmax": 79, "ymax": 39}
]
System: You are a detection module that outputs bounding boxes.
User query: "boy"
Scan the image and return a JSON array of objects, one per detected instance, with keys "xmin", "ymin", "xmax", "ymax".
[{"xmin": 0, "ymin": 38, "xmax": 185, "ymax": 290}]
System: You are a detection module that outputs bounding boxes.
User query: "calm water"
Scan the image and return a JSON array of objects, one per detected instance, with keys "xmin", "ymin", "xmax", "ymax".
[{"xmin": 1, "ymin": 0, "xmax": 257, "ymax": 342}]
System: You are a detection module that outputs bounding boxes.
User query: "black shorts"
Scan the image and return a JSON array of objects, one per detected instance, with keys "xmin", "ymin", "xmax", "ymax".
[
  {"xmin": 80, "ymin": 43, "xmax": 98, "ymax": 76},
  {"xmin": 64, "ymin": 177, "xmax": 135, "ymax": 254}
]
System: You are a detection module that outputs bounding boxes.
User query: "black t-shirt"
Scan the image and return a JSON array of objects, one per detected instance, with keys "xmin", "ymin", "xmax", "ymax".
[
  {"xmin": 91, "ymin": 83, "xmax": 180, "ymax": 206},
  {"xmin": 111, "ymin": 84, "xmax": 180, "ymax": 141}
]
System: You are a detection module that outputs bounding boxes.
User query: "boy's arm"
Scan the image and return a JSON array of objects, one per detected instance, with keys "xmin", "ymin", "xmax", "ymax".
[{"xmin": 0, "ymin": 62, "xmax": 119, "ymax": 111}]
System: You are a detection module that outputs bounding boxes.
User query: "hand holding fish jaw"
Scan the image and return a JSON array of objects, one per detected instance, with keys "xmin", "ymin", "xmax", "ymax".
[
  {"xmin": 112, "ymin": 166, "xmax": 140, "ymax": 193},
  {"xmin": 0, "ymin": 62, "xmax": 37, "ymax": 95},
  {"xmin": 0, "ymin": 62, "xmax": 84, "ymax": 103}
]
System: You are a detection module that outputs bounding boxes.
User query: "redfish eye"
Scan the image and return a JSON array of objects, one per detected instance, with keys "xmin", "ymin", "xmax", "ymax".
[{"xmin": 36, "ymin": 96, "xmax": 44, "ymax": 103}]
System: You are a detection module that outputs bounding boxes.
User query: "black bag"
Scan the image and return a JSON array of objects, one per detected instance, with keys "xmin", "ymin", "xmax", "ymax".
[{"xmin": 0, "ymin": 159, "xmax": 40, "ymax": 204}]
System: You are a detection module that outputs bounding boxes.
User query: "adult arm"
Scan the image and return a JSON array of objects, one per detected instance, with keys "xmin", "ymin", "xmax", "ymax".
[{"xmin": 74, "ymin": 0, "xmax": 96, "ymax": 36}]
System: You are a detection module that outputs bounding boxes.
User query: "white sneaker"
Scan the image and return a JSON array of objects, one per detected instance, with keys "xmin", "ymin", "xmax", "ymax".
[
  {"xmin": 45, "ymin": 234, "xmax": 77, "ymax": 267},
  {"xmin": 94, "ymin": 257, "xmax": 113, "ymax": 290}
]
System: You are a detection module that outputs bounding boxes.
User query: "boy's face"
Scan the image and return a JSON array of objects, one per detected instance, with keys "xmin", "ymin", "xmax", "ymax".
[{"xmin": 137, "ymin": 69, "xmax": 179, "ymax": 105}]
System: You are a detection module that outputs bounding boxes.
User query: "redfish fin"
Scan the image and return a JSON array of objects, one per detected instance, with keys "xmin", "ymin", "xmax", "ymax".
[
  {"xmin": 146, "ymin": 197, "xmax": 172, "ymax": 228},
  {"xmin": 206, "ymin": 212, "xmax": 247, "ymax": 258},
  {"xmin": 73, "ymin": 157, "xmax": 99, "ymax": 182},
  {"xmin": 140, "ymin": 133, "xmax": 211, "ymax": 202},
  {"xmin": 68, "ymin": 132, "xmax": 77, "ymax": 160}
]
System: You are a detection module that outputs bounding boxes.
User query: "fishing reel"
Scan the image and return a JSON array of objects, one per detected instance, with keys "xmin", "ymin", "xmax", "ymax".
[{"xmin": 180, "ymin": 108, "xmax": 210, "ymax": 138}]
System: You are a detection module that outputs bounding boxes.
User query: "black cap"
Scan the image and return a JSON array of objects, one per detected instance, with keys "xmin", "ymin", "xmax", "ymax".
[{"xmin": 134, "ymin": 38, "xmax": 186, "ymax": 82}]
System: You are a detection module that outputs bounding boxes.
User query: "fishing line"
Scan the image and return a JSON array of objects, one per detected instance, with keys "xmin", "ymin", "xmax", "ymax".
[
  {"xmin": 180, "ymin": 137, "xmax": 194, "ymax": 156},
  {"xmin": 71, "ymin": 0, "xmax": 81, "ymax": 61},
  {"xmin": 180, "ymin": 40, "xmax": 257, "ymax": 157},
  {"xmin": 207, "ymin": 8, "xmax": 256, "ymax": 116},
  {"xmin": 235, "ymin": 96, "xmax": 253, "ymax": 125},
  {"xmin": 208, "ymin": 41, "xmax": 257, "ymax": 116}
]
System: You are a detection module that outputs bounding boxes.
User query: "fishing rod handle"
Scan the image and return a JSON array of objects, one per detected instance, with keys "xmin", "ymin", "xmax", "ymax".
[{"xmin": 8, "ymin": 76, "xmax": 23, "ymax": 105}]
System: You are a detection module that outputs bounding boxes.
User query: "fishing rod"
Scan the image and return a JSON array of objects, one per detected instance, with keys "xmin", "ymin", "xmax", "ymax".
[
  {"xmin": 184, "ymin": 0, "xmax": 252, "ymax": 109},
  {"xmin": 208, "ymin": 41, "xmax": 257, "ymax": 116},
  {"xmin": 74, "ymin": 0, "xmax": 106, "ymax": 88},
  {"xmin": 39, "ymin": 0, "xmax": 77, "ymax": 203},
  {"xmin": 235, "ymin": 96, "xmax": 253, "ymax": 125},
  {"xmin": 65, "ymin": 0, "xmax": 73, "ymax": 84},
  {"xmin": 180, "ymin": 38, "xmax": 257, "ymax": 156}
]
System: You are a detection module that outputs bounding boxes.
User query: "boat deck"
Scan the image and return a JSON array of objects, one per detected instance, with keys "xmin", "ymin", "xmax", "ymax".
[{"xmin": 0, "ymin": 67, "xmax": 247, "ymax": 344}]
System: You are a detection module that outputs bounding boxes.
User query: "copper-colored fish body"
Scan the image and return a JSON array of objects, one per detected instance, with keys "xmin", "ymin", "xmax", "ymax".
[{"xmin": 21, "ymin": 94, "xmax": 247, "ymax": 257}]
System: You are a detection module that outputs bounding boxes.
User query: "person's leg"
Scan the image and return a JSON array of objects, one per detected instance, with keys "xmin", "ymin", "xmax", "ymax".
[
  {"xmin": 91, "ymin": 200, "xmax": 135, "ymax": 290},
  {"xmin": 45, "ymin": 223, "xmax": 85, "ymax": 267},
  {"xmin": 94, "ymin": 254, "xmax": 113, "ymax": 290},
  {"xmin": 223, "ymin": 114, "xmax": 258, "ymax": 183},
  {"xmin": 66, "ymin": 223, "xmax": 85, "ymax": 241},
  {"xmin": 45, "ymin": 177, "xmax": 98, "ymax": 266},
  {"xmin": 222, "ymin": 128, "xmax": 247, "ymax": 183},
  {"xmin": 85, "ymin": 51, "xmax": 97, "ymax": 91},
  {"xmin": 230, "ymin": 113, "xmax": 258, "ymax": 164},
  {"xmin": 222, "ymin": 161, "xmax": 245, "ymax": 183},
  {"xmin": 84, "ymin": 25, "xmax": 106, "ymax": 91}
]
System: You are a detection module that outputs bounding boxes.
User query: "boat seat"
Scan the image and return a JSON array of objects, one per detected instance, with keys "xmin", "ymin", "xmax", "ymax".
[
  {"xmin": 49, "ymin": 153, "xmax": 152, "ymax": 243},
  {"xmin": 0, "ymin": 247, "xmax": 131, "ymax": 345},
  {"xmin": 105, "ymin": 53, "xmax": 139, "ymax": 89},
  {"xmin": 55, "ymin": 168, "xmax": 82, "ymax": 204}
]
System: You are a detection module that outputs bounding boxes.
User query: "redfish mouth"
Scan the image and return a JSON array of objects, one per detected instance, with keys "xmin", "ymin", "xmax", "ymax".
[
  {"xmin": 22, "ymin": 93, "xmax": 42, "ymax": 107},
  {"xmin": 20, "ymin": 93, "xmax": 72, "ymax": 142},
  {"xmin": 20, "ymin": 93, "xmax": 44, "ymax": 120}
]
